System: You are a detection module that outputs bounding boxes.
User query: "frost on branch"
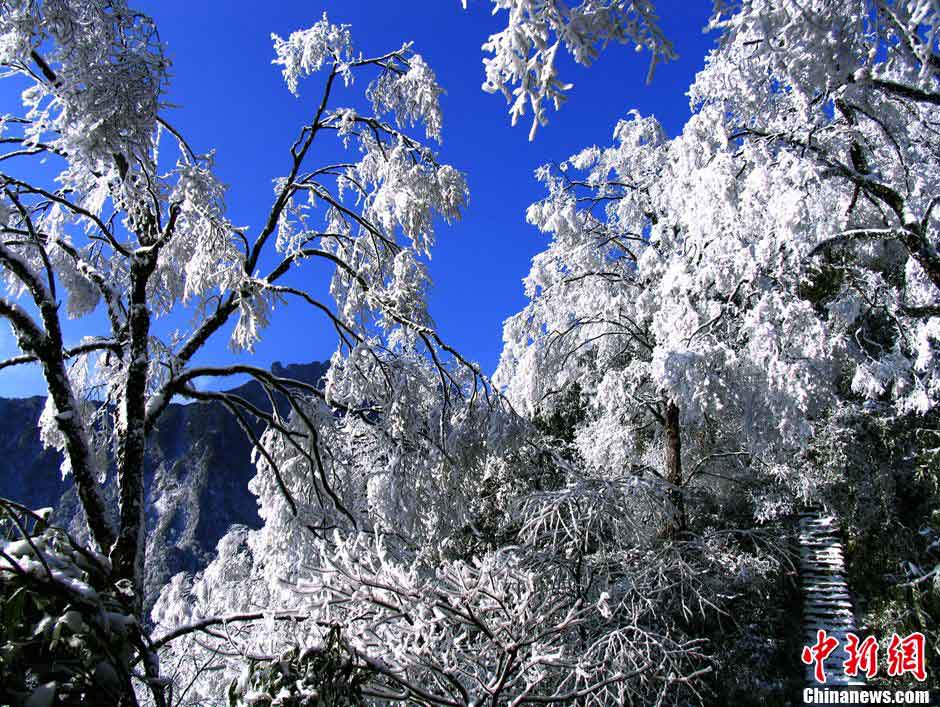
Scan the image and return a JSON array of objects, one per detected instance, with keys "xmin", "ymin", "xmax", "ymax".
[
  {"xmin": 499, "ymin": 111, "xmax": 841, "ymax": 533},
  {"xmin": 368, "ymin": 53, "xmax": 445, "ymax": 141},
  {"xmin": 687, "ymin": 0, "xmax": 940, "ymax": 416},
  {"xmin": 464, "ymin": 0, "xmax": 677, "ymax": 138},
  {"xmin": 161, "ymin": 154, "xmax": 243, "ymax": 311},
  {"xmin": 272, "ymin": 13, "xmax": 353, "ymax": 94},
  {"xmin": 1, "ymin": 0, "xmax": 166, "ymax": 187}
]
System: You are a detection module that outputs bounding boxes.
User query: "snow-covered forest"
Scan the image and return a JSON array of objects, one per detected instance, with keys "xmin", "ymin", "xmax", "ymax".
[{"xmin": 0, "ymin": 0, "xmax": 939, "ymax": 704}]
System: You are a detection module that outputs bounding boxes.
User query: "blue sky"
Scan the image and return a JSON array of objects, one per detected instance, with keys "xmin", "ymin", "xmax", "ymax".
[{"xmin": 0, "ymin": 1, "xmax": 717, "ymax": 397}]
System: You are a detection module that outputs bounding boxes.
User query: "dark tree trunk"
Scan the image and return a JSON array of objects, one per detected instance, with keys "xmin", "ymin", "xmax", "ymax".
[
  {"xmin": 111, "ymin": 253, "xmax": 156, "ymax": 613},
  {"xmin": 664, "ymin": 400, "xmax": 686, "ymax": 536}
]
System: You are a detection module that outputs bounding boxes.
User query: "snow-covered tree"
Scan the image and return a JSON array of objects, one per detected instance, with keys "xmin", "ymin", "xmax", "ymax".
[
  {"xmin": 0, "ymin": 2, "xmax": 481, "ymax": 703},
  {"xmin": 155, "ymin": 0, "xmax": 940, "ymax": 699},
  {"xmin": 150, "ymin": 380, "xmax": 770, "ymax": 704},
  {"xmin": 498, "ymin": 0, "xmax": 940, "ymax": 529}
]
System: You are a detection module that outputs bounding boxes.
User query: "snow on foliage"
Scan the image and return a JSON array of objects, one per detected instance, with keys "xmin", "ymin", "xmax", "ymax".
[
  {"xmin": 462, "ymin": 0, "xmax": 678, "ymax": 139},
  {"xmin": 2, "ymin": 0, "xmax": 940, "ymax": 704},
  {"xmin": 0, "ymin": 501, "xmax": 147, "ymax": 705},
  {"xmin": 498, "ymin": 0, "xmax": 940, "ymax": 526},
  {"xmin": 271, "ymin": 13, "xmax": 353, "ymax": 94}
]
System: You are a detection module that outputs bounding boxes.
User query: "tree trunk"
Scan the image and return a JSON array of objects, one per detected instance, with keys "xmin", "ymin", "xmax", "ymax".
[
  {"xmin": 0, "ymin": 246, "xmax": 116, "ymax": 554},
  {"xmin": 664, "ymin": 400, "xmax": 686, "ymax": 536},
  {"xmin": 39, "ymin": 347, "xmax": 116, "ymax": 553},
  {"xmin": 111, "ymin": 253, "xmax": 155, "ymax": 613}
]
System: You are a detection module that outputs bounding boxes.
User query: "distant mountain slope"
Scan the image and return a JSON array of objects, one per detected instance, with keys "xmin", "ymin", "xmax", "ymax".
[
  {"xmin": 0, "ymin": 360, "xmax": 328, "ymax": 612},
  {"xmin": 0, "ymin": 395, "xmax": 72, "ymax": 511}
]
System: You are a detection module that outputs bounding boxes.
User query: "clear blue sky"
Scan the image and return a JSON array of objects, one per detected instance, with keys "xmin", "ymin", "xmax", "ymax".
[{"xmin": 0, "ymin": 1, "xmax": 716, "ymax": 397}]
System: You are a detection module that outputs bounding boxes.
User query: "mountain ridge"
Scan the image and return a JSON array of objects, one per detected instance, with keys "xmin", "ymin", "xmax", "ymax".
[{"xmin": 0, "ymin": 360, "xmax": 328, "ymax": 611}]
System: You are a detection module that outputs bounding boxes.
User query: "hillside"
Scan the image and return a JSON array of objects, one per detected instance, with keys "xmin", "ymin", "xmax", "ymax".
[{"xmin": 0, "ymin": 361, "xmax": 327, "ymax": 612}]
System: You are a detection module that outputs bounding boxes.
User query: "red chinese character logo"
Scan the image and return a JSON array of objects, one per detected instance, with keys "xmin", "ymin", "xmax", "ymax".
[
  {"xmin": 886, "ymin": 632, "xmax": 927, "ymax": 681},
  {"xmin": 843, "ymin": 632, "xmax": 879, "ymax": 679},
  {"xmin": 802, "ymin": 629, "xmax": 840, "ymax": 683}
]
